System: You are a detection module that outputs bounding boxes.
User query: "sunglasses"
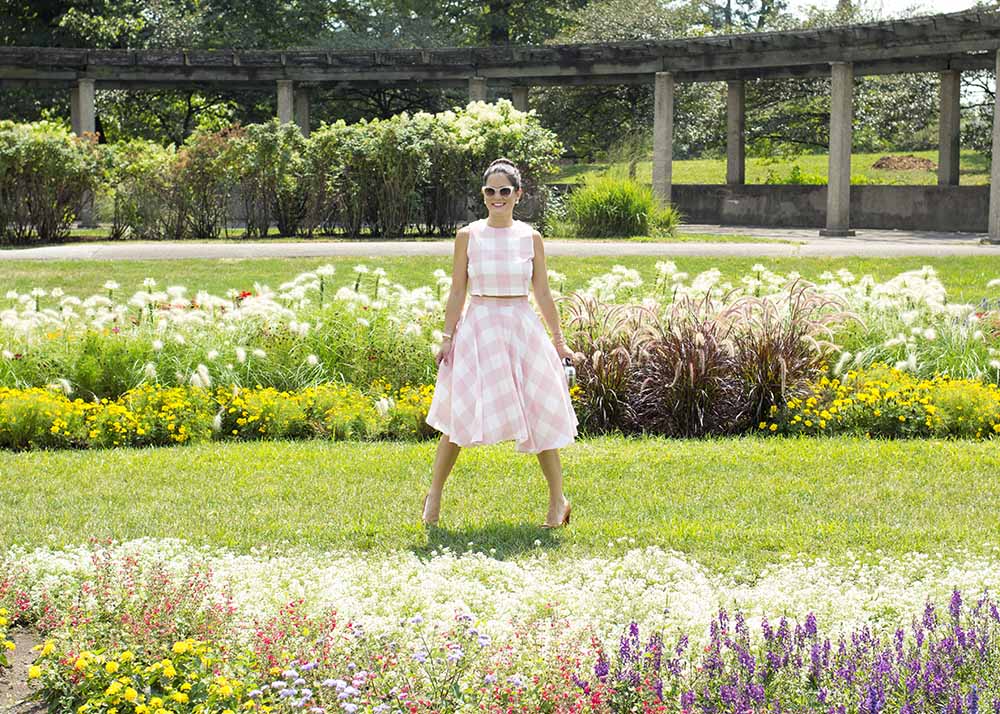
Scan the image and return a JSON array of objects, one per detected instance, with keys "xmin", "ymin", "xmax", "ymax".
[{"xmin": 481, "ymin": 186, "xmax": 516, "ymax": 198}]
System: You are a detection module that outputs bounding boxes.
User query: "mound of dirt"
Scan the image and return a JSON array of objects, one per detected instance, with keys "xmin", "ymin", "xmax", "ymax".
[{"xmin": 871, "ymin": 155, "xmax": 937, "ymax": 171}]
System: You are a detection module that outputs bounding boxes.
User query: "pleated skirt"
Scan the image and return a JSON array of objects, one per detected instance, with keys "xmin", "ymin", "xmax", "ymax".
[{"xmin": 425, "ymin": 296, "xmax": 579, "ymax": 453}]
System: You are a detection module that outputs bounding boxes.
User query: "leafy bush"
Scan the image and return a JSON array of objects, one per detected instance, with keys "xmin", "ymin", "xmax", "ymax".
[
  {"xmin": 0, "ymin": 120, "xmax": 100, "ymax": 244},
  {"xmin": 566, "ymin": 173, "xmax": 678, "ymax": 237},
  {"xmin": 228, "ymin": 119, "xmax": 308, "ymax": 238},
  {"xmin": 177, "ymin": 127, "xmax": 238, "ymax": 239},
  {"xmin": 102, "ymin": 138, "xmax": 186, "ymax": 241}
]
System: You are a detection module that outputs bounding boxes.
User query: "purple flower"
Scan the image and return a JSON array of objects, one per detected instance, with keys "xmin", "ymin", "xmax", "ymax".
[
  {"xmin": 283, "ymin": 669, "xmax": 299, "ymax": 680},
  {"xmin": 484, "ymin": 673, "xmax": 497, "ymax": 684},
  {"xmin": 279, "ymin": 688, "xmax": 297, "ymax": 698},
  {"xmin": 507, "ymin": 674, "xmax": 524, "ymax": 687},
  {"xmin": 950, "ymin": 590, "xmax": 963, "ymax": 621}
]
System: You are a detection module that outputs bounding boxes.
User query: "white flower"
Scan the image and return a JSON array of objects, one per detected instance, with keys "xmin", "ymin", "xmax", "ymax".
[
  {"xmin": 206, "ymin": 350, "xmax": 219, "ymax": 361},
  {"xmin": 357, "ymin": 318, "xmax": 370, "ymax": 328},
  {"xmin": 1, "ymin": 350, "xmax": 13, "ymax": 360},
  {"xmin": 173, "ymin": 333, "xmax": 187, "ymax": 345},
  {"xmin": 103, "ymin": 281, "xmax": 120, "ymax": 291},
  {"xmin": 151, "ymin": 339, "xmax": 164, "ymax": 351},
  {"xmin": 189, "ymin": 364, "xmax": 212, "ymax": 388},
  {"xmin": 316, "ymin": 264, "xmax": 336, "ymax": 277},
  {"xmin": 143, "ymin": 278, "xmax": 157, "ymax": 288},
  {"xmin": 144, "ymin": 362, "xmax": 157, "ymax": 380},
  {"xmin": 51, "ymin": 288, "xmax": 64, "ymax": 298},
  {"xmin": 306, "ymin": 354, "xmax": 319, "ymax": 366},
  {"xmin": 922, "ymin": 328, "xmax": 937, "ymax": 341},
  {"xmin": 4, "ymin": 290, "xmax": 17, "ymax": 299},
  {"xmin": 252, "ymin": 348, "xmax": 266, "ymax": 359},
  {"xmin": 235, "ymin": 347, "xmax": 247, "ymax": 364},
  {"xmin": 30, "ymin": 288, "xmax": 46, "ymax": 298},
  {"xmin": 990, "ymin": 359, "xmax": 1000, "ymax": 370},
  {"xmin": 353, "ymin": 265, "xmax": 370, "ymax": 275}
]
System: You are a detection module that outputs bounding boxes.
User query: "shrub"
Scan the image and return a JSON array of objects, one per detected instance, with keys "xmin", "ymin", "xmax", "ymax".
[
  {"xmin": 228, "ymin": 119, "xmax": 308, "ymax": 238},
  {"xmin": 0, "ymin": 120, "xmax": 100, "ymax": 244},
  {"xmin": 177, "ymin": 127, "xmax": 238, "ymax": 239},
  {"xmin": 726, "ymin": 282, "xmax": 854, "ymax": 427},
  {"xmin": 566, "ymin": 173, "xmax": 678, "ymax": 238},
  {"xmin": 103, "ymin": 138, "xmax": 186, "ymax": 241},
  {"xmin": 629, "ymin": 294, "xmax": 744, "ymax": 437},
  {"xmin": 560, "ymin": 293, "xmax": 642, "ymax": 433}
]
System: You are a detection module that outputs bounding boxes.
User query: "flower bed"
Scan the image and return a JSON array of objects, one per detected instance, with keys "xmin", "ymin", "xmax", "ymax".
[
  {"xmin": 5, "ymin": 542, "xmax": 1000, "ymax": 713},
  {"xmin": 0, "ymin": 382, "xmax": 434, "ymax": 450}
]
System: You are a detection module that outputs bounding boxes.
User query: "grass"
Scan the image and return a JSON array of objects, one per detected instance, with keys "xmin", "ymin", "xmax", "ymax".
[
  {"xmin": 3, "ymin": 256, "xmax": 1000, "ymax": 303},
  {"xmin": 42, "ymin": 229, "xmax": 795, "ymax": 246},
  {"xmin": 0, "ymin": 436, "xmax": 997, "ymax": 571},
  {"xmin": 553, "ymin": 149, "xmax": 990, "ymax": 186}
]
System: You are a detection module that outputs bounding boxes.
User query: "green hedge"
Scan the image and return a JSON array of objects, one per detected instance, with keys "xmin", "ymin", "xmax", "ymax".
[{"xmin": 0, "ymin": 100, "xmax": 564, "ymax": 244}]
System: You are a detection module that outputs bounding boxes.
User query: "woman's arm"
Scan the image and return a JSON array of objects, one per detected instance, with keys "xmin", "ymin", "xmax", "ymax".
[
  {"xmin": 530, "ymin": 230, "xmax": 573, "ymax": 358},
  {"xmin": 436, "ymin": 227, "xmax": 470, "ymax": 364}
]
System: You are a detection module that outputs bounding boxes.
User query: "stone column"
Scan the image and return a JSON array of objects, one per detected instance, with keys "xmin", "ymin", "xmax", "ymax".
[
  {"xmin": 512, "ymin": 86, "xmax": 529, "ymax": 111},
  {"xmin": 277, "ymin": 80, "xmax": 294, "ymax": 124},
  {"xmin": 938, "ymin": 70, "xmax": 961, "ymax": 186},
  {"xmin": 70, "ymin": 79, "xmax": 97, "ymax": 227},
  {"xmin": 726, "ymin": 79, "xmax": 746, "ymax": 185},
  {"xmin": 70, "ymin": 78, "xmax": 96, "ymax": 137},
  {"xmin": 294, "ymin": 87, "xmax": 310, "ymax": 136},
  {"xmin": 469, "ymin": 76, "xmax": 488, "ymax": 102},
  {"xmin": 652, "ymin": 72, "xmax": 674, "ymax": 206},
  {"xmin": 820, "ymin": 62, "xmax": 855, "ymax": 237},
  {"xmin": 988, "ymin": 51, "xmax": 1000, "ymax": 242}
]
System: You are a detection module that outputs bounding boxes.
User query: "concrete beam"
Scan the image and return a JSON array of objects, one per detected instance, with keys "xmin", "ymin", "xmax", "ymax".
[
  {"xmin": 469, "ymin": 76, "xmax": 487, "ymax": 102},
  {"xmin": 652, "ymin": 72, "xmax": 674, "ymax": 206},
  {"xmin": 511, "ymin": 86, "xmax": 529, "ymax": 111},
  {"xmin": 938, "ymin": 70, "xmax": 961, "ymax": 186},
  {"xmin": 277, "ymin": 79, "xmax": 294, "ymax": 123},
  {"xmin": 988, "ymin": 50, "xmax": 1000, "ymax": 242},
  {"xmin": 294, "ymin": 87, "xmax": 310, "ymax": 136},
  {"xmin": 820, "ymin": 62, "xmax": 855, "ymax": 237},
  {"xmin": 726, "ymin": 79, "xmax": 745, "ymax": 185}
]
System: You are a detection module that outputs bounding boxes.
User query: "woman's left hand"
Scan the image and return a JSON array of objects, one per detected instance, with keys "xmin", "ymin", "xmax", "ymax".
[{"xmin": 555, "ymin": 343, "xmax": 577, "ymax": 362}]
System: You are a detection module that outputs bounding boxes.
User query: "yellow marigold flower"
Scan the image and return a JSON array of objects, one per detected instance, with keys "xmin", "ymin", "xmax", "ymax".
[
  {"xmin": 106, "ymin": 660, "xmax": 119, "ymax": 674},
  {"xmin": 898, "ymin": 415, "xmax": 906, "ymax": 422},
  {"xmin": 135, "ymin": 706, "xmax": 149, "ymax": 714},
  {"xmin": 124, "ymin": 687, "xmax": 139, "ymax": 703},
  {"xmin": 769, "ymin": 423, "xmax": 777, "ymax": 432},
  {"xmin": 758, "ymin": 421, "xmax": 767, "ymax": 429},
  {"xmin": 172, "ymin": 640, "xmax": 191, "ymax": 655},
  {"xmin": 28, "ymin": 665, "xmax": 42, "ymax": 679},
  {"xmin": 170, "ymin": 692, "xmax": 189, "ymax": 704},
  {"xmin": 119, "ymin": 650, "xmax": 134, "ymax": 662},
  {"xmin": 149, "ymin": 697, "xmax": 164, "ymax": 708},
  {"xmin": 105, "ymin": 681, "xmax": 123, "ymax": 697},
  {"xmin": 74, "ymin": 654, "xmax": 89, "ymax": 671}
]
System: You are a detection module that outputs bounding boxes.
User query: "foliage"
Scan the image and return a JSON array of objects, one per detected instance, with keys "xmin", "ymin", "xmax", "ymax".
[
  {"xmin": 101, "ymin": 138, "xmax": 185, "ymax": 241},
  {"xmin": 565, "ymin": 174, "xmax": 679, "ymax": 238},
  {"xmin": 228, "ymin": 120, "xmax": 309, "ymax": 238},
  {"xmin": 0, "ymin": 120, "xmax": 100, "ymax": 245}
]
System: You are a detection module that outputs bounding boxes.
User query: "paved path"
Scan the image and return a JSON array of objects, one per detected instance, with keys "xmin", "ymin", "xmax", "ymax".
[{"xmin": 2, "ymin": 224, "xmax": 999, "ymax": 260}]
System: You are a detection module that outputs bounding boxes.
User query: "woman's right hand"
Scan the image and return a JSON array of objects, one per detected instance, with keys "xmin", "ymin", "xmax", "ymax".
[{"xmin": 436, "ymin": 337, "xmax": 454, "ymax": 367}]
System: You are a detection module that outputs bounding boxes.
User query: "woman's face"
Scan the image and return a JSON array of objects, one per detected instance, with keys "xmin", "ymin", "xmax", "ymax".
[{"xmin": 482, "ymin": 172, "xmax": 522, "ymax": 218}]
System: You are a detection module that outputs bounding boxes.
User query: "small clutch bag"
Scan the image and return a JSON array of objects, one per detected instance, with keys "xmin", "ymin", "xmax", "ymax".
[{"xmin": 562, "ymin": 357, "xmax": 576, "ymax": 388}]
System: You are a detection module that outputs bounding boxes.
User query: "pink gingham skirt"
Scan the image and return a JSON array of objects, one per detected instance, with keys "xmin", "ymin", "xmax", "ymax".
[{"xmin": 426, "ymin": 296, "xmax": 578, "ymax": 453}]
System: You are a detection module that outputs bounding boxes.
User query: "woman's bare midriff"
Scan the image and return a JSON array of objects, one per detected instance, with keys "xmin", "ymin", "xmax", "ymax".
[{"xmin": 469, "ymin": 294, "xmax": 528, "ymax": 299}]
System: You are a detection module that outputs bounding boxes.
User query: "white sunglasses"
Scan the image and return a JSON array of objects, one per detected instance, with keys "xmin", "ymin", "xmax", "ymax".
[{"xmin": 481, "ymin": 186, "xmax": 516, "ymax": 198}]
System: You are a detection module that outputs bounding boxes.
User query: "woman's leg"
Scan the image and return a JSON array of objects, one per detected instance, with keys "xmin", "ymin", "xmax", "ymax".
[
  {"xmin": 424, "ymin": 433, "xmax": 461, "ymax": 523},
  {"xmin": 536, "ymin": 448, "xmax": 570, "ymax": 525}
]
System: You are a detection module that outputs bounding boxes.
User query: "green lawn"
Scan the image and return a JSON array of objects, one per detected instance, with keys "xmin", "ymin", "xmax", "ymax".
[
  {"xmin": 553, "ymin": 149, "xmax": 990, "ymax": 186},
  {"xmin": 46, "ymin": 229, "xmax": 792, "ymax": 245},
  {"xmin": 3, "ymin": 256, "xmax": 1000, "ymax": 303},
  {"xmin": 0, "ymin": 436, "xmax": 997, "ymax": 571}
]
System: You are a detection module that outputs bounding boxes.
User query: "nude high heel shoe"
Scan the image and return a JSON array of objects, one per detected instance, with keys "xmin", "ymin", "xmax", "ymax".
[
  {"xmin": 541, "ymin": 501, "xmax": 571, "ymax": 529},
  {"xmin": 421, "ymin": 492, "xmax": 439, "ymax": 526}
]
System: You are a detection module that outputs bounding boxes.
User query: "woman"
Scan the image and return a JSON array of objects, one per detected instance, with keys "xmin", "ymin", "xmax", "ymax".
[{"xmin": 423, "ymin": 157, "xmax": 579, "ymax": 528}]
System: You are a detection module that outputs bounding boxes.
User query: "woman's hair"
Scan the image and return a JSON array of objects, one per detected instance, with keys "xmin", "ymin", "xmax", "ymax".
[{"xmin": 482, "ymin": 157, "xmax": 522, "ymax": 190}]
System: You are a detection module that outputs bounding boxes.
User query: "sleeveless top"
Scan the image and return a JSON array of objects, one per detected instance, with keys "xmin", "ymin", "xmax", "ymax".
[{"xmin": 467, "ymin": 219, "xmax": 535, "ymax": 296}]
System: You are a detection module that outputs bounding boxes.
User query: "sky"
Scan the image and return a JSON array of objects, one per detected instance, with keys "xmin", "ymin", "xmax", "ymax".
[{"xmin": 786, "ymin": 0, "xmax": 981, "ymax": 17}]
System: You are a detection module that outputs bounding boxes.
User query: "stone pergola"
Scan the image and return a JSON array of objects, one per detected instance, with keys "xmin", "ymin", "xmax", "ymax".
[{"xmin": 2, "ymin": 8, "xmax": 1000, "ymax": 237}]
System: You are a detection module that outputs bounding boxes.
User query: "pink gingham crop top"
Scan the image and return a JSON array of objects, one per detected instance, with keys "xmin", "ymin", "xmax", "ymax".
[{"xmin": 467, "ymin": 219, "xmax": 535, "ymax": 296}]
